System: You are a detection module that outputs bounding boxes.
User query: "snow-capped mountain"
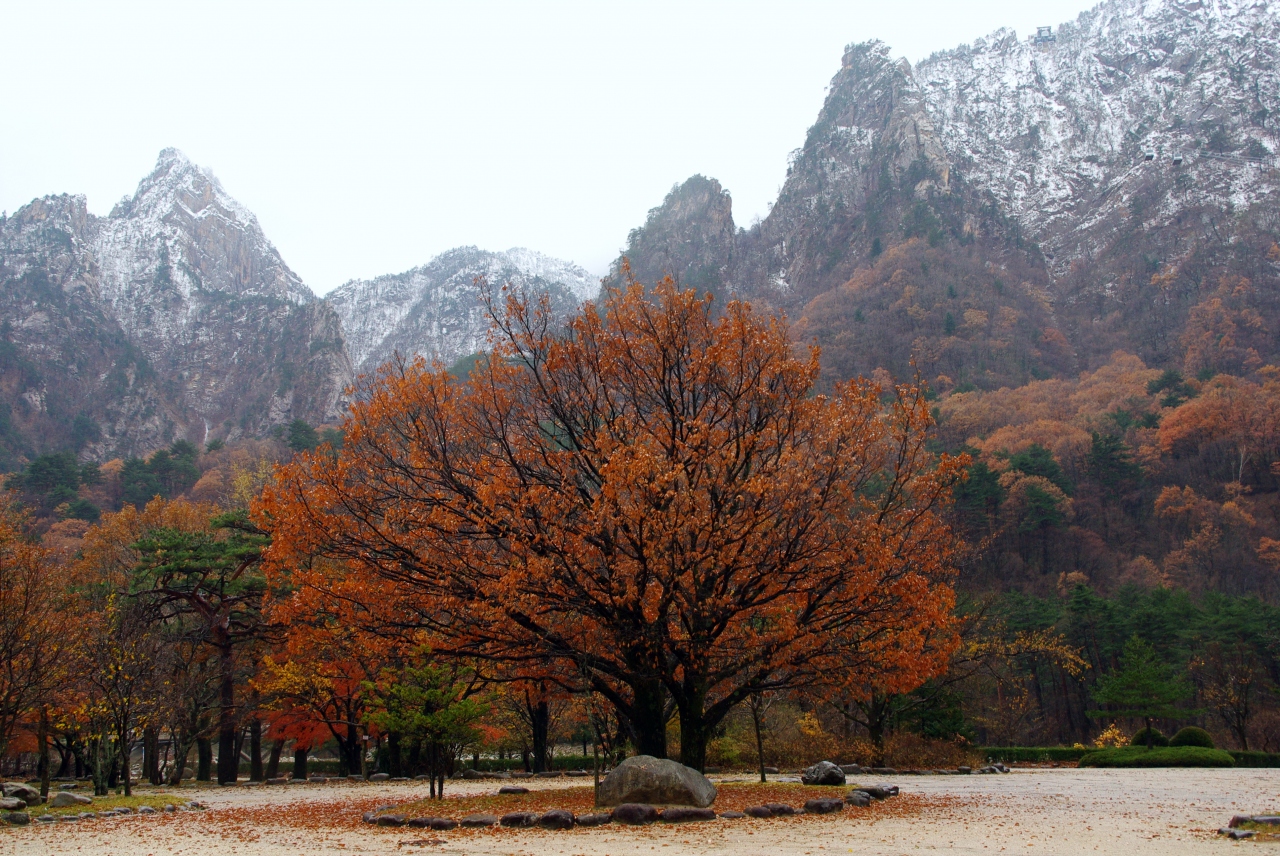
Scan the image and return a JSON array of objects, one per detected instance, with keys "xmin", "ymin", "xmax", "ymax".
[
  {"xmin": 916, "ymin": 0, "xmax": 1279, "ymax": 268},
  {"xmin": 330, "ymin": 247, "xmax": 597, "ymax": 374},
  {"xmin": 0, "ymin": 150, "xmax": 352, "ymax": 462}
]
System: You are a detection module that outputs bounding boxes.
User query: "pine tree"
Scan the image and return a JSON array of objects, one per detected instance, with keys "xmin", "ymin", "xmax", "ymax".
[{"xmin": 1090, "ymin": 635, "xmax": 1192, "ymax": 749}]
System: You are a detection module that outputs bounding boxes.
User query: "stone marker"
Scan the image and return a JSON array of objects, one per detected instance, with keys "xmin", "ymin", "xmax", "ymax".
[
  {"xmin": 660, "ymin": 807, "xmax": 716, "ymax": 823},
  {"xmin": 803, "ymin": 797, "xmax": 844, "ymax": 815},
  {"xmin": 596, "ymin": 755, "xmax": 716, "ymax": 808},
  {"xmin": 610, "ymin": 803, "xmax": 659, "ymax": 825},
  {"xmin": 801, "ymin": 761, "xmax": 846, "ymax": 786},
  {"xmin": 540, "ymin": 809, "xmax": 576, "ymax": 829}
]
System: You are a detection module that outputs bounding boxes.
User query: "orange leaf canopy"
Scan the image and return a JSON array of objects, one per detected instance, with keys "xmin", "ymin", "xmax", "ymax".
[{"xmin": 259, "ymin": 282, "xmax": 962, "ymax": 767}]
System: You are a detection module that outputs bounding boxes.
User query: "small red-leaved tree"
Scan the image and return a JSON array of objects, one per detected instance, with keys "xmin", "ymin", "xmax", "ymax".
[{"xmin": 259, "ymin": 281, "xmax": 964, "ymax": 770}]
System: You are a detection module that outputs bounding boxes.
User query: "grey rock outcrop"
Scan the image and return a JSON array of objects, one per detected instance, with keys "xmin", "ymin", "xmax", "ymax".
[
  {"xmin": 801, "ymin": 761, "xmax": 846, "ymax": 786},
  {"xmin": 595, "ymin": 755, "xmax": 717, "ymax": 808}
]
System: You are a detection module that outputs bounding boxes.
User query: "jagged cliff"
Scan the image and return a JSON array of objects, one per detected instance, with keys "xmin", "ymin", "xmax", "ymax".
[
  {"xmin": 0, "ymin": 151, "xmax": 353, "ymax": 464},
  {"xmin": 610, "ymin": 0, "xmax": 1280, "ymax": 387}
]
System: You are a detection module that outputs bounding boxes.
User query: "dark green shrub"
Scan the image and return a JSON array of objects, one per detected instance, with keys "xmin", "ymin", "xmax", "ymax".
[
  {"xmin": 1169, "ymin": 726, "xmax": 1214, "ymax": 749},
  {"xmin": 1129, "ymin": 727, "xmax": 1168, "ymax": 747},
  {"xmin": 1079, "ymin": 746, "xmax": 1233, "ymax": 768}
]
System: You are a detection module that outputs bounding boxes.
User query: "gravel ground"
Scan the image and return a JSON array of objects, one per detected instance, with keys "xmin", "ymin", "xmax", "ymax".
[{"xmin": 1, "ymin": 767, "xmax": 1274, "ymax": 855}]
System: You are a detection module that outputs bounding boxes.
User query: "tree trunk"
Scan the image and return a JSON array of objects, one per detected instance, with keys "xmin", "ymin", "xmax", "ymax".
[
  {"xmin": 292, "ymin": 745, "xmax": 309, "ymax": 780},
  {"xmin": 197, "ymin": 737, "xmax": 213, "ymax": 781},
  {"xmin": 750, "ymin": 700, "xmax": 766, "ymax": 783},
  {"xmin": 531, "ymin": 700, "xmax": 550, "ymax": 773},
  {"xmin": 677, "ymin": 691, "xmax": 709, "ymax": 772},
  {"xmin": 629, "ymin": 679, "xmax": 668, "ymax": 759},
  {"xmin": 1145, "ymin": 716, "xmax": 1153, "ymax": 750},
  {"xmin": 120, "ymin": 738, "xmax": 133, "ymax": 796},
  {"xmin": 144, "ymin": 726, "xmax": 161, "ymax": 785},
  {"xmin": 216, "ymin": 634, "xmax": 238, "ymax": 785},
  {"xmin": 38, "ymin": 706, "xmax": 50, "ymax": 802},
  {"xmin": 266, "ymin": 739, "xmax": 284, "ymax": 779},
  {"xmin": 388, "ymin": 732, "xmax": 402, "ymax": 778},
  {"xmin": 244, "ymin": 718, "xmax": 261, "ymax": 781}
]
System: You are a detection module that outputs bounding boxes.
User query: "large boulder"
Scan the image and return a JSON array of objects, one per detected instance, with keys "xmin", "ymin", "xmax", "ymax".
[
  {"xmin": 1, "ymin": 783, "xmax": 39, "ymax": 803},
  {"xmin": 0, "ymin": 797, "xmax": 26, "ymax": 811},
  {"xmin": 801, "ymin": 761, "xmax": 846, "ymax": 786},
  {"xmin": 49, "ymin": 792, "xmax": 92, "ymax": 808},
  {"xmin": 596, "ymin": 756, "xmax": 716, "ymax": 808}
]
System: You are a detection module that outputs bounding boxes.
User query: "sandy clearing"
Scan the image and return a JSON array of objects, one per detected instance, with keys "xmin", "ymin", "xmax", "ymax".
[{"xmin": 1, "ymin": 768, "xmax": 1275, "ymax": 855}]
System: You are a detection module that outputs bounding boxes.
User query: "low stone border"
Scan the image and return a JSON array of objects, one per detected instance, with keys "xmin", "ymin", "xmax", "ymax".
[{"xmin": 361, "ymin": 784, "xmax": 901, "ymax": 830}]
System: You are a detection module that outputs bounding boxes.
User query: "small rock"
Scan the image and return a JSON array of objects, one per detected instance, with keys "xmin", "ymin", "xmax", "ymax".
[
  {"xmin": 764, "ymin": 803, "xmax": 797, "ymax": 816},
  {"xmin": 266, "ymin": 777, "xmax": 289, "ymax": 785},
  {"xmin": 535, "ymin": 770, "xmax": 562, "ymax": 778},
  {"xmin": 660, "ymin": 807, "xmax": 716, "ymax": 823},
  {"xmin": 498, "ymin": 785, "xmax": 530, "ymax": 795},
  {"xmin": 611, "ymin": 803, "xmax": 659, "ymax": 825},
  {"xmin": 744, "ymin": 805, "xmax": 773, "ymax": 818},
  {"xmin": 575, "ymin": 812, "xmax": 612, "ymax": 826},
  {"xmin": 1252, "ymin": 815, "xmax": 1280, "ymax": 825},
  {"xmin": 957, "ymin": 766, "xmax": 971, "ymax": 774},
  {"xmin": 509, "ymin": 771, "xmax": 534, "ymax": 779},
  {"xmin": 138, "ymin": 805, "xmax": 157, "ymax": 814},
  {"xmin": 853, "ymin": 785, "xmax": 898, "ymax": 800},
  {"xmin": 803, "ymin": 798, "xmax": 844, "ymax": 815},
  {"xmin": 0, "ymin": 797, "xmax": 25, "ymax": 810},
  {"xmin": 78, "ymin": 811, "xmax": 94, "ymax": 819},
  {"xmin": 839, "ymin": 764, "xmax": 862, "ymax": 775},
  {"xmin": 539, "ymin": 809, "xmax": 575, "ymax": 829},
  {"xmin": 347, "ymin": 775, "xmax": 364, "ymax": 782},
  {"xmin": 459, "ymin": 813, "xmax": 499, "ymax": 827},
  {"xmin": 718, "ymin": 810, "xmax": 746, "ymax": 819},
  {"xmin": 36, "ymin": 814, "xmax": 56, "ymax": 823},
  {"xmin": 763, "ymin": 766, "xmax": 780, "ymax": 774},
  {"xmin": 2, "ymin": 811, "xmax": 30, "ymax": 825},
  {"xmin": 361, "ymin": 811, "xmax": 377, "ymax": 824},
  {"xmin": 801, "ymin": 761, "xmax": 846, "ymax": 786},
  {"xmin": 49, "ymin": 792, "xmax": 92, "ymax": 808},
  {"xmin": 407, "ymin": 817, "xmax": 431, "ymax": 828},
  {"xmin": 703, "ymin": 767, "xmax": 721, "ymax": 774},
  {"xmin": 870, "ymin": 767, "xmax": 897, "ymax": 775},
  {"xmin": 58, "ymin": 814, "xmax": 78, "ymax": 822},
  {"xmin": 845, "ymin": 790, "xmax": 871, "ymax": 808},
  {"xmin": 369, "ymin": 773, "xmax": 390, "ymax": 782},
  {"xmin": 308, "ymin": 775, "xmax": 327, "ymax": 783},
  {"xmin": 500, "ymin": 811, "xmax": 539, "ymax": 828},
  {"xmin": 164, "ymin": 805, "xmax": 177, "ymax": 813},
  {"xmin": 1221, "ymin": 828, "xmax": 1256, "ymax": 839},
  {"xmin": 376, "ymin": 814, "xmax": 406, "ymax": 827},
  {"xmin": 566, "ymin": 770, "xmax": 590, "ymax": 777},
  {"xmin": 429, "ymin": 817, "xmax": 458, "ymax": 830},
  {"xmin": 58, "ymin": 783, "xmax": 78, "ymax": 791}
]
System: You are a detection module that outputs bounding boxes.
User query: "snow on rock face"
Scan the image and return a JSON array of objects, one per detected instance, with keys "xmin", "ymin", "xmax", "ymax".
[
  {"xmin": 915, "ymin": 0, "xmax": 1280, "ymax": 263},
  {"xmin": 330, "ymin": 246, "xmax": 597, "ymax": 373},
  {"xmin": 93, "ymin": 148, "xmax": 313, "ymax": 353}
]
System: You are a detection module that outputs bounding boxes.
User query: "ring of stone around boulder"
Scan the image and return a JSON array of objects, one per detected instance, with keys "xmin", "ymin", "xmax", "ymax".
[
  {"xmin": 803, "ymin": 798, "xmax": 845, "ymax": 815},
  {"xmin": 460, "ymin": 813, "xmax": 499, "ymax": 827},
  {"xmin": 801, "ymin": 761, "xmax": 846, "ymax": 786},
  {"xmin": 595, "ymin": 755, "xmax": 716, "ymax": 808},
  {"xmin": 539, "ymin": 809, "xmax": 576, "ymax": 829},
  {"xmin": 498, "ymin": 785, "xmax": 530, "ymax": 795},
  {"xmin": 610, "ymin": 803, "xmax": 659, "ymax": 825},
  {"xmin": 575, "ymin": 812, "xmax": 612, "ymax": 827},
  {"xmin": 660, "ymin": 807, "xmax": 716, "ymax": 823},
  {"xmin": 500, "ymin": 811, "xmax": 539, "ymax": 827}
]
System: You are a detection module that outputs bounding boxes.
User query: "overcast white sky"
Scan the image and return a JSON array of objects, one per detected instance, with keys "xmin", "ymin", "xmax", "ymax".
[{"xmin": 2, "ymin": 0, "xmax": 1102, "ymax": 293}]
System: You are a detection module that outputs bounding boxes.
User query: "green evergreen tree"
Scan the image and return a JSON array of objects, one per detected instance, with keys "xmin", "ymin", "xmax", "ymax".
[{"xmin": 1090, "ymin": 635, "xmax": 1192, "ymax": 748}]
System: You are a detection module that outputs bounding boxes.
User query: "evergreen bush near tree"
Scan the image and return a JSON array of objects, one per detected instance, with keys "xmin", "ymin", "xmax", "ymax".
[
  {"xmin": 1169, "ymin": 726, "xmax": 1215, "ymax": 748},
  {"xmin": 1091, "ymin": 635, "xmax": 1193, "ymax": 748}
]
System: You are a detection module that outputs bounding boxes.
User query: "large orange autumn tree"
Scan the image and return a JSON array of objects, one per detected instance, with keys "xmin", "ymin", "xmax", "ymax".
[{"xmin": 259, "ymin": 282, "xmax": 964, "ymax": 770}]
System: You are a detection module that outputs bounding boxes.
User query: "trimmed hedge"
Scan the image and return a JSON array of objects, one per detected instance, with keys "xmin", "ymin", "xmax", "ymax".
[
  {"xmin": 1129, "ymin": 727, "xmax": 1169, "ymax": 747},
  {"xmin": 1078, "ymin": 746, "xmax": 1234, "ymax": 768},
  {"xmin": 1169, "ymin": 726, "xmax": 1214, "ymax": 749},
  {"xmin": 1230, "ymin": 751, "xmax": 1280, "ymax": 768}
]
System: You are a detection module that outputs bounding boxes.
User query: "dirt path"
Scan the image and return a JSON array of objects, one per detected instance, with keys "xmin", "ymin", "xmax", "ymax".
[{"xmin": 2, "ymin": 768, "xmax": 1274, "ymax": 855}]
